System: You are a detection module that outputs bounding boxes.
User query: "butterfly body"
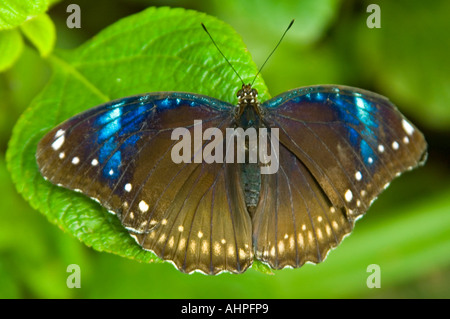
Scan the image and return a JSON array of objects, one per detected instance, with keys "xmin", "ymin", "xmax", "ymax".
[{"xmin": 36, "ymin": 84, "xmax": 427, "ymax": 274}]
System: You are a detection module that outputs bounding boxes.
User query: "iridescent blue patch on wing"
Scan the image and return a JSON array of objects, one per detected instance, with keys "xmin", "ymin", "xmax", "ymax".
[
  {"xmin": 263, "ymin": 88, "xmax": 327, "ymax": 108},
  {"xmin": 159, "ymin": 97, "xmax": 172, "ymax": 109},
  {"xmin": 156, "ymin": 96, "xmax": 205, "ymax": 110},
  {"xmin": 99, "ymin": 136, "xmax": 117, "ymax": 164},
  {"xmin": 104, "ymin": 150, "xmax": 121, "ymax": 178},
  {"xmin": 95, "ymin": 102, "xmax": 151, "ymax": 180},
  {"xmin": 332, "ymin": 93, "xmax": 379, "ymax": 166}
]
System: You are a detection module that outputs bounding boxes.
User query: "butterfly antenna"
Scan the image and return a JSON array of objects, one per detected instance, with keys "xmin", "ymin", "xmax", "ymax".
[
  {"xmin": 201, "ymin": 23, "xmax": 245, "ymax": 85},
  {"xmin": 251, "ymin": 19, "xmax": 294, "ymax": 86}
]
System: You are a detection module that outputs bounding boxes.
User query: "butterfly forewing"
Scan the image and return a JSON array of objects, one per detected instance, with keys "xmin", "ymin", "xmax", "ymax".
[
  {"xmin": 261, "ymin": 85, "xmax": 427, "ymax": 223},
  {"xmin": 36, "ymin": 92, "xmax": 253, "ymax": 274}
]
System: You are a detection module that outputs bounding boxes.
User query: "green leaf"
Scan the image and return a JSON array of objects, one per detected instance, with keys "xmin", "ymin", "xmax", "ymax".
[
  {"xmin": 0, "ymin": 0, "xmax": 49, "ymax": 30},
  {"xmin": 0, "ymin": 28, "xmax": 23, "ymax": 71},
  {"xmin": 20, "ymin": 13, "xmax": 55, "ymax": 57},
  {"xmin": 210, "ymin": 0, "xmax": 342, "ymax": 96},
  {"xmin": 350, "ymin": 0, "xmax": 450, "ymax": 130},
  {"xmin": 7, "ymin": 7, "xmax": 269, "ymax": 272}
]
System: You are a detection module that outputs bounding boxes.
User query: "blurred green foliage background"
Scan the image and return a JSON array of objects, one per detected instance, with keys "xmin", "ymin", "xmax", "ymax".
[{"xmin": 0, "ymin": 0, "xmax": 449, "ymax": 298}]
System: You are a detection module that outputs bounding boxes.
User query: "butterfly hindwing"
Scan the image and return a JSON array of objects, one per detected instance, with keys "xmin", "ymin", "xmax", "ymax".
[
  {"xmin": 36, "ymin": 92, "xmax": 253, "ymax": 274},
  {"xmin": 253, "ymin": 142, "xmax": 353, "ymax": 269}
]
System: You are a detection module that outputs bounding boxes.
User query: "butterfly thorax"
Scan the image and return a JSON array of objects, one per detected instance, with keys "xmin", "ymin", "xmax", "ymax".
[
  {"xmin": 236, "ymin": 84, "xmax": 262, "ymax": 122},
  {"xmin": 234, "ymin": 84, "xmax": 263, "ymax": 214}
]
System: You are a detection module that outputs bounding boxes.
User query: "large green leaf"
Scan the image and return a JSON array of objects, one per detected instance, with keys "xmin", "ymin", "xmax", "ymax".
[{"xmin": 7, "ymin": 7, "xmax": 271, "ymax": 273}]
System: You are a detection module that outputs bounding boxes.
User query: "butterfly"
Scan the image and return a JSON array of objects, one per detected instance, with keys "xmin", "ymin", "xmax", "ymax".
[
  {"xmin": 36, "ymin": 82, "xmax": 427, "ymax": 274},
  {"xmin": 35, "ymin": 23, "xmax": 427, "ymax": 275}
]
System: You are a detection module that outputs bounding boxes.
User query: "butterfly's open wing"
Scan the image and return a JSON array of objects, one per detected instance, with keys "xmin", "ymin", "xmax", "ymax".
[
  {"xmin": 36, "ymin": 93, "xmax": 253, "ymax": 274},
  {"xmin": 254, "ymin": 85, "xmax": 427, "ymax": 269}
]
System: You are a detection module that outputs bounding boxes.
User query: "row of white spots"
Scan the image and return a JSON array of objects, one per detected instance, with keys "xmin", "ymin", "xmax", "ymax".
[
  {"xmin": 362, "ymin": 121, "xmax": 412, "ymax": 165},
  {"xmin": 260, "ymin": 216, "xmax": 343, "ymax": 257},
  {"xmin": 143, "ymin": 220, "xmax": 250, "ymax": 259},
  {"xmin": 66, "ymin": 152, "xmax": 136, "ymax": 196},
  {"xmin": 180, "ymin": 238, "xmax": 245, "ymax": 258},
  {"xmin": 378, "ymin": 141, "xmax": 401, "ymax": 153}
]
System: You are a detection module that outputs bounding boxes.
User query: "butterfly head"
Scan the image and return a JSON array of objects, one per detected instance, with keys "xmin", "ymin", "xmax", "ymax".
[{"xmin": 236, "ymin": 84, "xmax": 261, "ymax": 119}]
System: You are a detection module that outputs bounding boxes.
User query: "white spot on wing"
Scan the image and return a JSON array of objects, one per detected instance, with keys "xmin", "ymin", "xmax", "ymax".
[
  {"xmin": 278, "ymin": 241, "xmax": 285, "ymax": 253},
  {"xmin": 72, "ymin": 157, "xmax": 80, "ymax": 165},
  {"xmin": 55, "ymin": 129, "xmax": 65, "ymax": 138},
  {"xmin": 179, "ymin": 238, "xmax": 186, "ymax": 250},
  {"xmin": 52, "ymin": 134, "xmax": 65, "ymax": 150},
  {"xmin": 91, "ymin": 158, "xmax": 98, "ymax": 166},
  {"xmin": 345, "ymin": 189, "xmax": 353, "ymax": 202},
  {"xmin": 124, "ymin": 183, "xmax": 132, "ymax": 192},
  {"xmin": 213, "ymin": 242, "xmax": 221, "ymax": 255},
  {"xmin": 139, "ymin": 200, "xmax": 149, "ymax": 212},
  {"xmin": 317, "ymin": 229, "xmax": 323, "ymax": 240},
  {"xmin": 355, "ymin": 171, "xmax": 362, "ymax": 181},
  {"xmin": 392, "ymin": 141, "xmax": 399, "ymax": 150},
  {"xmin": 402, "ymin": 119, "xmax": 414, "ymax": 135}
]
